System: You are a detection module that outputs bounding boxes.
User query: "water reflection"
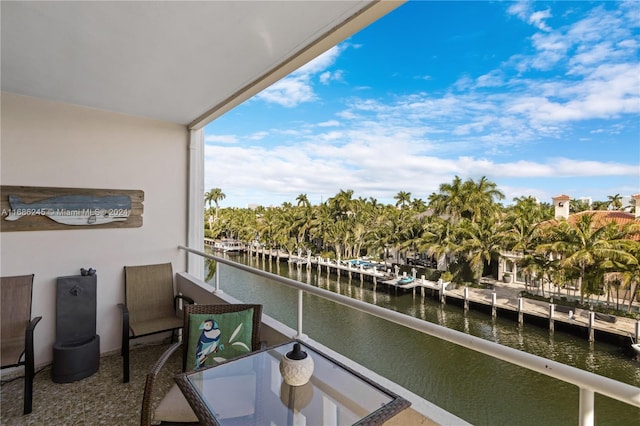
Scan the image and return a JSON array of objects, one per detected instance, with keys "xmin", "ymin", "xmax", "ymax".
[{"xmin": 213, "ymin": 253, "xmax": 640, "ymax": 425}]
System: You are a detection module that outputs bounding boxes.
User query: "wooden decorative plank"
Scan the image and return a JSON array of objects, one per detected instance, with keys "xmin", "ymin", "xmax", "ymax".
[{"xmin": 0, "ymin": 186, "xmax": 144, "ymax": 232}]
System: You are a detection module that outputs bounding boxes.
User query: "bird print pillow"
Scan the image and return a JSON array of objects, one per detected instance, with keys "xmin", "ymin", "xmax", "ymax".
[{"xmin": 186, "ymin": 309, "xmax": 254, "ymax": 370}]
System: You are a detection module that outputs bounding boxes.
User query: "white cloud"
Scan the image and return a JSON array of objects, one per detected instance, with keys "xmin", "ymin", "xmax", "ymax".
[
  {"xmin": 255, "ymin": 45, "xmax": 345, "ymax": 107},
  {"xmin": 507, "ymin": 1, "xmax": 551, "ymax": 31},
  {"xmin": 528, "ymin": 9, "xmax": 552, "ymax": 31},
  {"xmin": 317, "ymin": 120, "xmax": 340, "ymax": 127},
  {"xmin": 205, "ymin": 134, "xmax": 238, "ymax": 144}
]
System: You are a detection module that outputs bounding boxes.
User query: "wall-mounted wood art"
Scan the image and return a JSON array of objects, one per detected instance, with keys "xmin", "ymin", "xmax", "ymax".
[{"xmin": 0, "ymin": 186, "xmax": 143, "ymax": 232}]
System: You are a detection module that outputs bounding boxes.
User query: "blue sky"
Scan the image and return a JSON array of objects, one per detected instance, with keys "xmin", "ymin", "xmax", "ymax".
[{"xmin": 204, "ymin": 0, "xmax": 639, "ymax": 208}]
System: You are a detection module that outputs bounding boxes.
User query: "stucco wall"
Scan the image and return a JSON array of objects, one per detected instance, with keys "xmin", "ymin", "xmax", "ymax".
[{"xmin": 1, "ymin": 92, "xmax": 189, "ymax": 366}]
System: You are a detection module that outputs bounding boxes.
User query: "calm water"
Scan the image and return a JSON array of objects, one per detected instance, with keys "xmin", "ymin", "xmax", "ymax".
[{"xmin": 209, "ymin": 253, "xmax": 640, "ymax": 425}]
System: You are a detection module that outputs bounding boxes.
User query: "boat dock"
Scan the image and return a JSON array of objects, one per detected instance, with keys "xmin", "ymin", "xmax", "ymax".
[{"xmin": 245, "ymin": 247, "xmax": 640, "ymax": 346}]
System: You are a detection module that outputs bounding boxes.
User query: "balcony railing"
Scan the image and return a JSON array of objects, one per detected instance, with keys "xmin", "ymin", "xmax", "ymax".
[{"xmin": 179, "ymin": 245, "xmax": 640, "ymax": 426}]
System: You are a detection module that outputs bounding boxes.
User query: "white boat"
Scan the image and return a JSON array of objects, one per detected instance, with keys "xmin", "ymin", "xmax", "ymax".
[{"xmin": 213, "ymin": 239, "xmax": 245, "ymax": 253}]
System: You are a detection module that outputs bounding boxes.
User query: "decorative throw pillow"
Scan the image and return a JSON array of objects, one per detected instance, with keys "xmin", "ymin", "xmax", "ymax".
[{"xmin": 185, "ymin": 309, "xmax": 254, "ymax": 370}]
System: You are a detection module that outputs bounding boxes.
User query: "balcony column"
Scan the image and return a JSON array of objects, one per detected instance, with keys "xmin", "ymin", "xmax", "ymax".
[
  {"xmin": 187, "ymin": 128, "xmax": 204, "ymax": 280},
  {"xmin": 578, "ymin": 387, "xmax": 594, "ymax": 426}
]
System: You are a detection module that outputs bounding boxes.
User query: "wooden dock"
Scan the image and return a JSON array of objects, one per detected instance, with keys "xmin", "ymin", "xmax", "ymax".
[{"xmin": 246, "ymin": 247, "xmax": 640, "ymax": 346}]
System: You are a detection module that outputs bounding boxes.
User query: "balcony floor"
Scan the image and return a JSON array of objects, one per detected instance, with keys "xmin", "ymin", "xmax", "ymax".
[{"xmin": 1, "ymin": 343, "xmax": 179, "ymax": 426}]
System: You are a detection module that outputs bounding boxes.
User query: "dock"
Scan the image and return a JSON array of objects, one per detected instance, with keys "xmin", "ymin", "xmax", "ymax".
[{"xmin": 244, "ymin": 246, "xmax": 640, "ymax": 346}]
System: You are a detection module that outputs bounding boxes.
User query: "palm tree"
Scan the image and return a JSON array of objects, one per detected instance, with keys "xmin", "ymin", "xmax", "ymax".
[
  {"xmin": 607, "ymin": 193, "xmax": 623, "ymax": 210},
  {"xmin": 205, "ymin": 187, "xmax": 226, "ymax": 221},
  {"xmin": 296, "ymin": 193, "xmax": 310, "ymax": 208},
  {"xmin": 394, "ymin": 191, "xmax": 411, "ymax": 209},
  {"xmin": 429, "ymin": 176, "xmax": 503, "ymax": 223},
  {"xmin": 428, "ymin": 175, "xmax": 466, "ymax": 221},
  {"xmin": 328, "ymin": 189, "xmax": 354, "ymax": 219},
  {"xmin": 463, "ymin": 176, "xmax": 504, "ymax": 222},
  {"xmin": 537, "ymin": 214, "xmax": 637, "ymax": 304},
  {"xmin": 619, "ymin": 244, "xmax": 640, "ymax": 312},
  {"xmin": 411, "ymin": 198, "xmax": 427, "ymax": 212},
  {"xmin": 570, "ymin": 199, "xmax": 590, "ymax": 213},
  {"xmin": 418, "ymin": 216, "xmax": 456, "ymax": 271},
  {"xmin": 455, "ymin": 215, "xmax": 505, "ymax": 285}
]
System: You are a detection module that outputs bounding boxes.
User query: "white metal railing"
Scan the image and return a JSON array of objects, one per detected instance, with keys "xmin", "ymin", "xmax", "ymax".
[{"xmin": 179, "ymin": 245, "xmax": 640, "ymax": 426}]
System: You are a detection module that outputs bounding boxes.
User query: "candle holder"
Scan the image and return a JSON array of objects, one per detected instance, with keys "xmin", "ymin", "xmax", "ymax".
[{"xmin": 279, "ymin": 343, "xmax": 314, "ymax": 386}]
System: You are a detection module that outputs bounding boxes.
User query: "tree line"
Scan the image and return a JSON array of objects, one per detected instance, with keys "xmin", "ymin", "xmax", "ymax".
[{"xmin": 204, "ymin": 179, "xmax": 639, "ymax": 312}]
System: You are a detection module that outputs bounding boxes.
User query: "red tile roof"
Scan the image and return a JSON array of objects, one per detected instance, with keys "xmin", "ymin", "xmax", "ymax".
[{"xmin": 541, "ymin": 210, "xmax": 639, "ymax": 239}]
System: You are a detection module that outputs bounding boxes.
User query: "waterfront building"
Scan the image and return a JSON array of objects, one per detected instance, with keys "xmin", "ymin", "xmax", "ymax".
[{"xmin": 499, "ymin": 193, "xmax": 640, "ymax": 301}]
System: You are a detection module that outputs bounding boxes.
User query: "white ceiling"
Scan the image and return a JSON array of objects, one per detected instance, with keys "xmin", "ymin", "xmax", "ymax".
[{"xmin": 1, "ymin": 1, "xmax": 402, "ymax": 128}]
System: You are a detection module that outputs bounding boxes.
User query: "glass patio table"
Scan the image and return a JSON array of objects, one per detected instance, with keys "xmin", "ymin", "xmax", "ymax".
[{"xmin": 175, "ymin": 339, "xmax": 410, "ymax": 426}]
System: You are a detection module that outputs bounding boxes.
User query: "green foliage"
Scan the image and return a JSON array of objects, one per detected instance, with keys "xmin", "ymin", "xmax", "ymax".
[
  {"xmin": 202, "ymin": 180, "xmax": 638, "ymax": 311},
  {"xmin": 440, "ymin": 271, "xmax": 454, "ymax": 282}
]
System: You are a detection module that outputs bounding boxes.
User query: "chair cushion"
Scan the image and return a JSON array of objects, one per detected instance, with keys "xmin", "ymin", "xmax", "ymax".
[
  {"xmin": 154, "ymin": 383, "xmax": 198, "ymax": 423},
  {"xmin": 185, "ymin": 309, "xmax": 254, "ymax": 371}
]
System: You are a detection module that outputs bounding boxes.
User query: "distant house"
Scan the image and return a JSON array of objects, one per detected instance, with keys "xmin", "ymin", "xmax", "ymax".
[{"xmin": 498, "ymin": 193, "xmax": 640, "ymax": 285}]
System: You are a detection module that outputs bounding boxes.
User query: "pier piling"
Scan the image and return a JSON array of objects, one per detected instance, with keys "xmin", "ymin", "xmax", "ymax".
[
  {"xmin": 588, "ymin": 311, "xmax": 595, "ymax": 342},
  {"xmin": 491, "ymin": 292, "xmax": 497, "ymax": 318},
  {"xmin": 549, "ymin": 303, "xmax": 555, "ymax": 332},
  {"xmin": 463, "ymin": 287, "xmax": 469, "ymax": 310},
  {"xmin": 518, "ymin": 297, "xmax": 523, "ymax": 325}
]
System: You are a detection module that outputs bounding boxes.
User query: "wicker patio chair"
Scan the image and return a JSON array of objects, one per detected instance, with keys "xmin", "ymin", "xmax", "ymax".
[
  {"xmin": 1, "ymin": 274, "xmax": 42, "ymax": 414},
  {"xmin": 119, "ymin": 262, "xmax": 194, "ymax": 383},
  {"xmin": 140, "ymin": 303, "xmax": 263, "ymax": 426}
]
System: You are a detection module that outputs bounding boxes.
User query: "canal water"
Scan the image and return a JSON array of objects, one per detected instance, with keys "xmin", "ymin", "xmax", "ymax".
[{"xmin": 209, "ymin": 253, "xmax": 640, "ymax": 425}]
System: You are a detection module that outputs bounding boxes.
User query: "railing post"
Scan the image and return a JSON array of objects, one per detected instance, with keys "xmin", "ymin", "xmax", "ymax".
[
  {"xmin": 579, "ymin": 387, "xmax": 594, "ymax": 426},
  {"xmin": 214, "ymin": 263, "xmax": 223, "ymax": 293},
  {"xmin": 296, "ymin": 289, "xmax": 307, "ymax": 340}
]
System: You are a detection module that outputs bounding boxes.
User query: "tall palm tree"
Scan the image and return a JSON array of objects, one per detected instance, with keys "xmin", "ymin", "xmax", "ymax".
[
  {"xmin": 394, "ymin": 191, "xmax": 411, "ymax": 209},
  {"xmin": 328, "ymin": 189, "xmax": 354, "ymax": 219},
  {"xmin": 463, "ymin": 176, "xmax": 505, "ymax": 222},
  {"xmin": 428, "ymin": 175, "xmax": 466, "ymax": 221},
  {"xmin": 418, "ymin": 216, "xmax": 456, "ymax": 270},
  {"xmin": 296, "ymin": 193, "xmax": 310, "ymax": 208},
  {"xmin": 455, "ymin": 215, "xmax": 505, "ymax": 285},
  {"xmin": 607, "ymin": 193, "xmax": 623, "ymax": 210},
  {"xmin": 205, "ymin": 187, "xmax": 226, "ymax": 221}
]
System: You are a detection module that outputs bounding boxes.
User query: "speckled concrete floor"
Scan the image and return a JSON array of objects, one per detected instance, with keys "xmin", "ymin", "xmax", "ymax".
[{"xmin": 1, "ymin": 343, "xmax": 180, "ymax": 426}]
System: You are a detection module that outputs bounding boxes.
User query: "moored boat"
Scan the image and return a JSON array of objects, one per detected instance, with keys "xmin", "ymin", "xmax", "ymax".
[
  {"xmin": 213, "ymin": 239, "xmax": 245, "ymax": 253},
  {"xmin": 397, "ymin": 276, "xmax": 415, "ymax": 285}
]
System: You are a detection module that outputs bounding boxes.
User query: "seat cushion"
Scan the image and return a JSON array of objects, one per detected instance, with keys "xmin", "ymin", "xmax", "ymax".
[
  {"xmin": 130, "ymin": 315, "xmax": 183, "ymax": 337},
  {"xmin": 154, "ymin": 383, "xmax": 198, "ymax": 423},
  {"xmin": 185, "ymin": 309, "xmax": 254, "ymax": 371}
]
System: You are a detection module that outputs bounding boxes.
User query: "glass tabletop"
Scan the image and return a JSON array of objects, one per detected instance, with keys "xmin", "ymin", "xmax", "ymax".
[{"xmin": 175, "ymin": 340, "xmax": 410, "ymax": 426}]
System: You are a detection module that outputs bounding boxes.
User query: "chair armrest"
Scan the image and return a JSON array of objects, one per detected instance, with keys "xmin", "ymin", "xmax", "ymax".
[
  {"xmin": 27, "ymin": 316, "xmax": 42, "ymax": 333},
  {"xmin": 174, "ymin": 294, "xmax": 194, "ymax": 311},
  {"xmin": 24, "ymin": 316, "xmax": 42, "ymax": 360},
  {"xmin": 118, "ymin": 303, "xmax": 129, "ymax": 315},
  {"xmin": 141, "ymin": 341, "xmax": 183, "ymax": 426},
  {"xmin": 118, "ymin": 303, "xmax": 129, "ymax": 332}
]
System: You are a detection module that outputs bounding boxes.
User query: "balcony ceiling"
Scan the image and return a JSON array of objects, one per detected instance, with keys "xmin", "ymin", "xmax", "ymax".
[{"xmin": 1, "ymin": 1, "xmax": 401, "ymax": 128}]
